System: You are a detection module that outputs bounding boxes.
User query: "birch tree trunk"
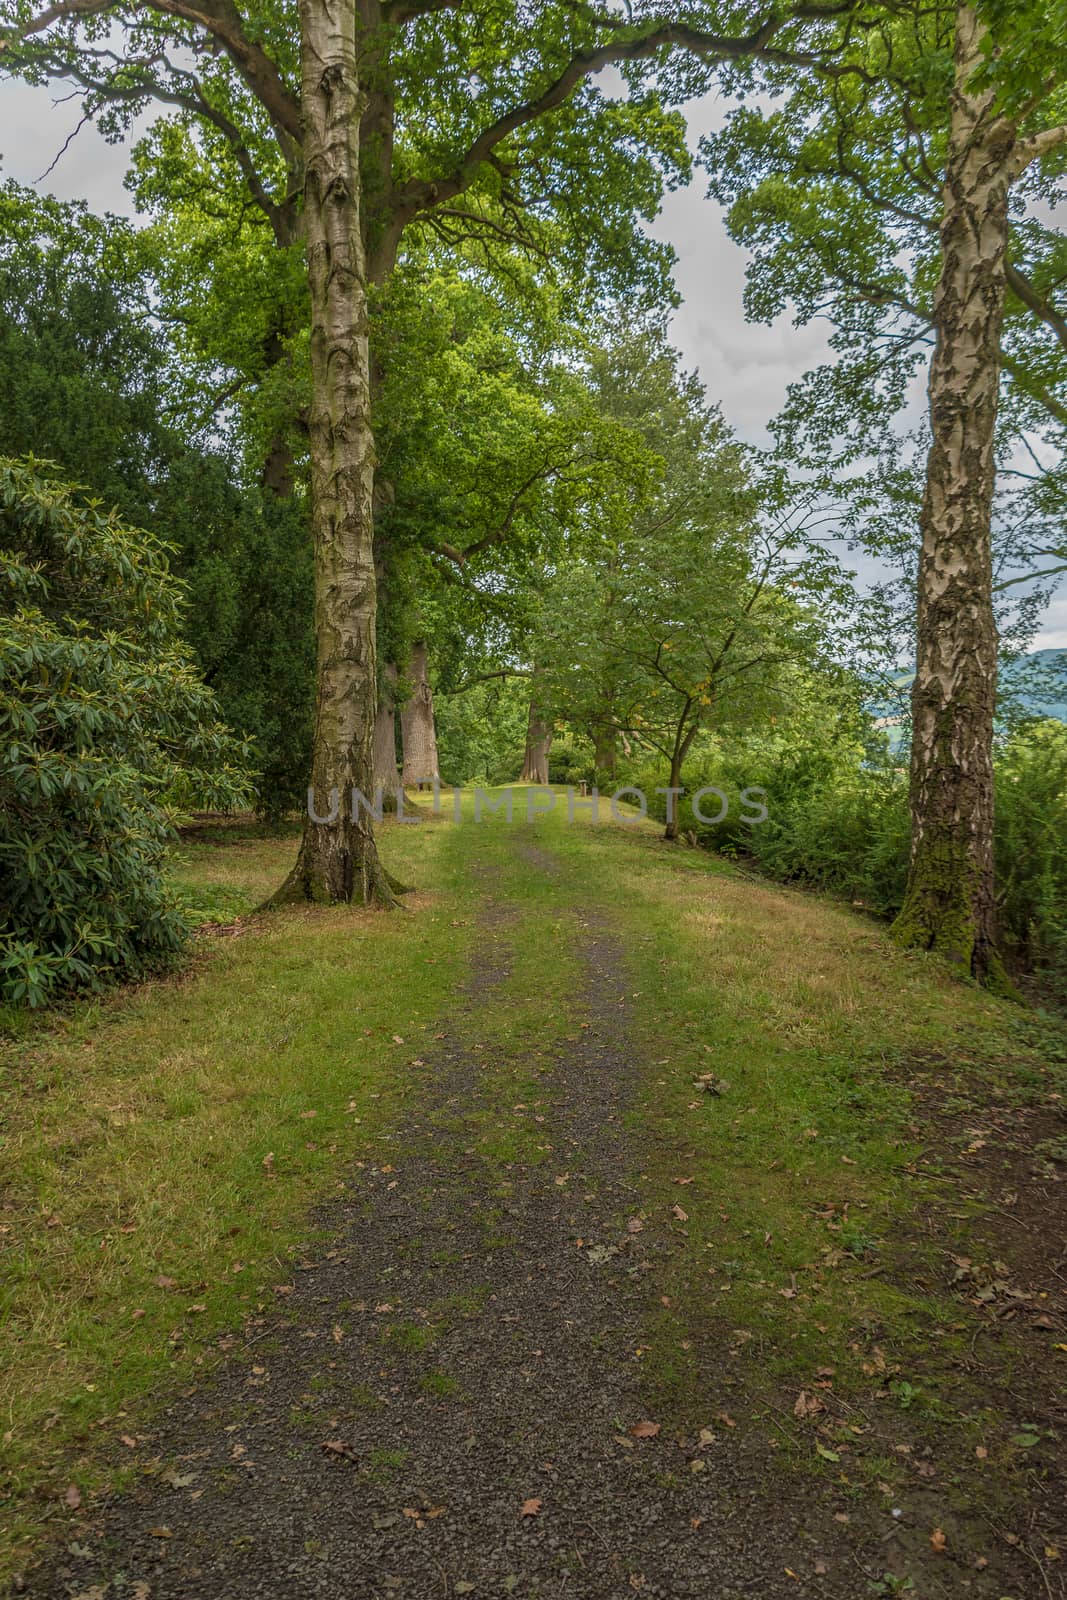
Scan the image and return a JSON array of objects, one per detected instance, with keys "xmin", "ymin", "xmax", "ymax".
[
  {"xmin": 400, "ymin": 639, "xmax": 440, "ymax": 789},
  {"xmin": 274, "ymin": 0, "xmax": 394, "ymax": 905},
  {"xmin": 890, "ymin": 4, "xmax": 1011, "ymax": 981},
  {"xmin": 373, "ymin": 659, "xmax": 401, "ymax": 808},
  {"xmin": 520, "ymin": 695, "xmax": 553, "ymax": 785}
]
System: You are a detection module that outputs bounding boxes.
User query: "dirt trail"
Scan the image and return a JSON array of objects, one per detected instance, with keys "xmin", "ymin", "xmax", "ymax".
[{"xmin": 26, "ymin": 860, "xmax": 855, "ymax": 1600}]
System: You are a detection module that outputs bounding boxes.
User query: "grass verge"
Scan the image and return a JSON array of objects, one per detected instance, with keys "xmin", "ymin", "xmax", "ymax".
[{"xmin": 0, "ymin": 814, "xmax": 474, "ymax": 1578}]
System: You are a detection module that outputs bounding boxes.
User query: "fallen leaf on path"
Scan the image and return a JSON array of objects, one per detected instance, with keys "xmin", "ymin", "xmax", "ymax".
[
  {"xmin": 793, "ymin": 1391, "xmax": 825, "ymax": 1419},
  {"xmin": 63, "ymin": 1483, "xmax": 82, "ymax": 1509},
  {"xmin": 629, "ymin": 1421, "xmax": 660, "ymax": 1439},
  {"xmin": 148, "ymin": 1527, "xmax": 172, "ymax": 1538},
  {"xmin": 402, "ymin": 1505, "xmax": 445, "ymax": 1528},
  {"xmin": 161, "ymin": 1468, "xmax": 197, "ymax": 1489},
  {"xmin": 520, "ymin": 1498, "xmax": 542, "ymax": 1517},
  {"xmin": 627, "ymin": 1217, "xmax": 644, "ymax": 1234},
  {"xmin": 930, "ymin": 1528, "xmax": 947, "ymax": 1553},
  {"xmin": 320, "ymin": 1439, "xmax": 356, "ymax": 1461}
]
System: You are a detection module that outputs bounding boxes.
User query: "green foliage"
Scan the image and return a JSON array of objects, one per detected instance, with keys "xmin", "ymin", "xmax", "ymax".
[
  {"xmin": 534, "ymin": 327, "xmax": 849, "ymax": 805},
  {"xmin": 435, "ymin": 675, "xmax": 529, "ymax": 786},
  {"xmin": 700, "ymin": 2, "xmax": 1067, "ymax": 645},
  {"xmin": 0, "ymin": 183, "xmax": 314, "ymax": 816},
  {"xmin": 635, "ymin": 705, "xmax": 1067, "ymax": 995},
  {"xmin": 994, "ymin": 721, "xmax": 1067, "ymax": 987},
  {"xmin": 0, "ymin": 458, "xmax": 254, "ymax": 1007}
]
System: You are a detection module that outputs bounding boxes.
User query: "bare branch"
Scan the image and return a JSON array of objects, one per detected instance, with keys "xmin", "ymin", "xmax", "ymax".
[{"xmin": 1006, "ymin": 261, "xmax": 1067, "ymax": 358}]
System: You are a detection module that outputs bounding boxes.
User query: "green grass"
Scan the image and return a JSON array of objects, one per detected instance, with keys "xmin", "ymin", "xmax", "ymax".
[
  {"xmin": 0, "ymin": 813, "xmax": 476, "ymax": 1575},
  {"xmin": 2, "ymin": 789, "xmax": 1062, "ymax": 1587}
]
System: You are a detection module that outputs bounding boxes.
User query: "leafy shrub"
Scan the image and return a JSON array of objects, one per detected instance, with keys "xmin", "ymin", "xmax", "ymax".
[
  {"xmin": 994, "ymin": 721, "xmax": 1067, "ymax": 988},
  {"xmin": 0, "ymin": 457, "xmax": 255, "ymax": 1006},
  {"xmin": 636, "ymin": 716, "xmax": 1067, "ymax": 993},
  {"xmin": 0, "ymin": 185, "xmax": 314, "ymax": 818},
  {"xmin": 547, "ymin": 736, "xmax": 594, "ymax": 787}
]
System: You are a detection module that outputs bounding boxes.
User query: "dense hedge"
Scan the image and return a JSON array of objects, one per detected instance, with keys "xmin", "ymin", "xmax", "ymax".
[
  {"xmin": 1, "ymin": 458, "xmax": 254, "ymax": 1007},
  {"xmin": 635, "ymin": 722, "xmax": 1067, "ymax": 994}
]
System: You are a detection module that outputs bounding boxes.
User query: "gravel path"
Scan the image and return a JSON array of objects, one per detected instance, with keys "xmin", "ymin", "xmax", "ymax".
[{"xmin": 26, "ymin": 870, "xmax": 852, "ymax": 1600}]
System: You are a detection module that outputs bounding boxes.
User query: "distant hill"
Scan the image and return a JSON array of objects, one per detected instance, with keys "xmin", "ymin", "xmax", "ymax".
[{"xmin": 869, "ymin": 649, "xmax": 1067, "ymax": 754}]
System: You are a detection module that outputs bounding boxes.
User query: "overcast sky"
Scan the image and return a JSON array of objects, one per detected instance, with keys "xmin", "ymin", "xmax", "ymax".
[{"xmin": 3, "ymin": 75, "xmax": 1065, "ymax": 647}]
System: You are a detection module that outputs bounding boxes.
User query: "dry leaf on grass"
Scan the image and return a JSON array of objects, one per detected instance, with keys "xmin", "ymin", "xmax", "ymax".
[{"xmin": 629, "ymin": 1421, "xmax": 661, "ymax": 1439}]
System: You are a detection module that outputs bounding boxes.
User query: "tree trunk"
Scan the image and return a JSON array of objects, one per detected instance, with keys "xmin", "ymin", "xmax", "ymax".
[
  {"xmin": 374, "ymin": 659, "xmax": 402, "ymax": 809},
  {"xmin": 261, "ymin": 434, "xmax": 296, "ymax": 499},
  {"xmin": 890, "ymin": 4, "xmax": 1012, "ymax": 983},
  {"xmin": 663, "ymin": 749, "xmax": 683, "ymax": 842},
  {"xmin": 401, "ymin": 639, "xmax": 440, "ymax": 789},
  {"xmin": 273, "ymin": 0, "xmax": 394, "ymax": 906},
  {"xmin": 520, "ymin": 695, "xmax": 553, "ymax": 785},
  {"xmin": 591, "ymin": 717, "xmax": 616, "ymax": 786}
]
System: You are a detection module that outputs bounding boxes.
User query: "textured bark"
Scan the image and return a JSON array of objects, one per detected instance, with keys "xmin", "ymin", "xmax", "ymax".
[
  {"xmin": 274, "ymin": 0, "xmax": 394, "ymax": 906},
  {"xmin": 591, "ymin": 718, "xmax": 617, "ymax": 786},
  {"xmin": 891, "ymin": 5, "xmax": 1016, "ymax": 982},
  {"xmin": 401, "ymin": 639, "xmax": 440, "ymax": 789},
  {"xmin": 662, "ymin": 749, "xmax": 684, "ymax": 842},
  {"xmin": 520, "ymin": 695, "xmax": 553, "ymax": 785},
  {"xmin": 373, "ymin": 659, "xmax": 402, "ymax": 809},
  {"xmin": 261, "ymin": 435, "xmax": 296, "ymax": 499}
]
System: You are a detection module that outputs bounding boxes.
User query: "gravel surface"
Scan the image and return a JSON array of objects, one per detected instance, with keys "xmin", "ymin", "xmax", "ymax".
[{"xmin": 24, "ymin": 878, "xmax": 863, "ymax": 1600}]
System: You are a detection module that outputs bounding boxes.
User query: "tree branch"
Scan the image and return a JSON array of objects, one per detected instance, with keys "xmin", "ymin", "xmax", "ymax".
[
  {"xmin": 1006, "ymin": 261, "xmax": 1067, "ymax": 357},
  {"xmin": 1, "ymin": 0, "xmax": 302, "ymax": 143},
  {"xmin": 1016, "ymin": 122, "xmax": 1067, "ymax": 167},
  {"xmin": 382, "ymin": 6, "xmax": 863, "ymax": 243}
]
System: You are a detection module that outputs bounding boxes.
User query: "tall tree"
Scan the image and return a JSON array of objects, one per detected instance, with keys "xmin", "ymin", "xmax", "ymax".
[
  {"xmin": 895, "ymin": 2, "xmax": 1066, "ymax": 978},
  {"xmin": 1, "ymin": 0, "xmax": 873, "ymax": 904},
  {"xmin": 703, "ymin": 0, "xmax": 1067, "ymax": 979},
  {"xmin": 535, "ymin": 330, "xmax": 846, "ymax": 836}
]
